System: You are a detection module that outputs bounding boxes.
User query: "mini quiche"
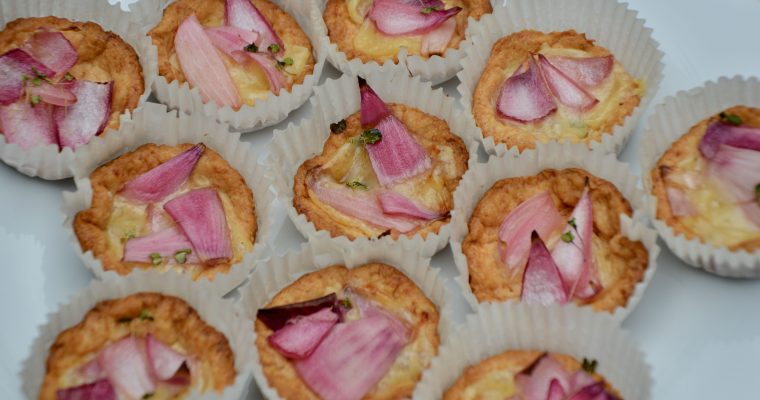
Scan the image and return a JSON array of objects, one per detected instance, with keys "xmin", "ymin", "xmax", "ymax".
[
  {"xmin": 473, "ymin": 30, "xmax": 643, "ymax": 151},
  {"xmin": 255, "ymin": 263, "xmax": 439, "ymax": 400},
  {"xmin": 73, "ymin": 143, "xmax": 256, "ymax": 280},
  {"xmin": 40, "ymin": 292, "xmax": 236, "ymax": 400},
  {"xmin": 0, "ymin": 16, "xmax": 143, "ymax": 150},
  {"xmin": 444, "ymin": 351, "xmax": 621, "ymax": 399},
  {"xmin": 462, "ymin": 168, "xmax": 648, "ymax": 312},
  {"xmin": 293, "ymin": 78, "xmax": 469, "ymax": 240},
  {"xmin": 651, "ymin": 106, "xmax": 760, "ymax": 252},
  {"xmin": 148, "ymin": 0, "xmax": 315, "ymax": 109},
  {"xmin": 324, "ymin": 0, "xmax": 491, "ymax": 64}
]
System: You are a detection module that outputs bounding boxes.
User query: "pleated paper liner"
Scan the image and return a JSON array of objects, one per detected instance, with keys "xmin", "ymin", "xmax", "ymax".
[
  {"xmin": 640, "ymin": 75, "xmax": 760, "ymax": 277},
  {"xmin": 413, "ymin": 302, "xmax": 652, "ymax": 399},
  {"xmin": 266, "ymin": 69, "xmax": 480, "ymax": 258},
  {"xmin": 236, "ymin": 237, "xmax": 456, "ymax": 400},
  {"xmin": 314, "ymin": 0, "xmax": 486, "ymax": 84},
  {"xmin": 449, "ymin": 143, "xmax": 660, "ymax": 322},
  {"xmin": 141, "ymin": 0, "xmax": 327, "ymax": 132},
  {"xmin": 20, "ymin": 270, "xmax": 254, "ymax": 400},
  {"xmin": 457, "ymin": 0, "xmax": 664, "ymax": 156},
  {"xmin": 0, "ymin": 0, "xmax": 157, "ymax": 179},
  {"xmin": 62, "ymin": 103, "xmax": 275, "ymax": 296}
]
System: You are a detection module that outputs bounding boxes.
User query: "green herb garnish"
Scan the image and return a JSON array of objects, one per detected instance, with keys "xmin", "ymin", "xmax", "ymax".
[
  {"xmin": 719, "ymin": 112, "xmax": 743, "ymax": 126},
  {"xmin": 346, "ymin": 181, "xmax": 368, "ymax": 190},
  {"xmin": 139, "ymin": 309, "xmax": 154, "ymax": 321},
  {"xmin": 420, "ymin": 6, "xmax": 439, "ymax": 14},
  {"xmin": 581, "ymin": 358, "xmax": 598, "ymax": 374},
  {"xmin": 244, "ymin": 43, "xmax": 258, "ymax": 53},
  {"xmin": 30, "ymin": 67, "xmax": 51, "ymax": 85},
  {"xmin": 142, "ymin": 393, "xmax": 154, "ymax": 399},
  {"xmin": 30, "ymin": 95, "xmax": 41, "ymax": 106},
  {"xmin": 357, "ymin": 128, "xmax": 382, "ymax": 145},
  {"xmin": 330, "ymin": 119, "xmax": 347, "ymax": 133},
  {"xmin": 568, "ymin": 217, "xmax": 577, "ymax": 229},
  {"xmin": 268, "ymin": 44, "xmax": 280, "ymax": 53},
  {"xmin": 174, "ymin": 248, "xmax": 192, "ymax": 264},
  {"xmin": 755, "ymin": 183, "xmax": 760, "ymax": 206},
  {"xmin": 276, "ymin": 57, "xmax": 294, "ymax": 70},
  {"xmin": 64, "ymin": 72, "xmax": 74, "ymax": 81},
  {"xmin": 560, "ymin": 231, "xmax": 574, "ymax": 243},
  {"xmin": 148, "ymin": 252, "xmax": 163, "ymax": 266},
  {"xmin": 339, "ymin": 298, "xmax": 352, "ymax": 309}
]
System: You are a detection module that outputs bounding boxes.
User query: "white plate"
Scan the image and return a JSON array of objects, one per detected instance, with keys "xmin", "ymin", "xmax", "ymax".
[{"xmin": 2, "ymin": 0, "xmax": 760, "ymax": 399}]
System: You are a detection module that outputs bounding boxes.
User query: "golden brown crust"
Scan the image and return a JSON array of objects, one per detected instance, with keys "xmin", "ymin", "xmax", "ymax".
[
  {"xmin": 73, "ymin": 143, "xmax": 256, "ymax": 279},
  {"xmin": 472, "ymin": 30, "xmax": 641, "ymax": 151},
  {"xmin": 443, "ymin": 351, "xmax": 619, "ymax": 399},
  {"xmin": 324, "ymin": 0, "xmax": 491, "ymax": 64},
  {"xmin": 293, "ymin": 104, "xmax": 469, "ymax": 240},
  {"xmin": 40, "ymin": 292, "xmax": 235, "ymax": 400},
  {"xmin": 462, "ymin": 169, "xmax": 648, "ymax": 313},
  {"xmin": 651, "ymin": 105, "xmax": 760, "ymax": 251},
  {"xmin": 255, "ymin": 263, "xmax": 440, "ymax": 400},
  {"xmin": 0, "ymin": 16, "xmax": 144, "ymax": 135},
  {"xmin": 148, "ymin": 0, "xmax": 314, "ymax": 90}
]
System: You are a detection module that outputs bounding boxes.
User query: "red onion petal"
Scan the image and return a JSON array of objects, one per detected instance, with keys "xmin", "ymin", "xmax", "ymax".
[
  {"xmin": 163, "ymin": 188, "xmax": 232, "ymax": 264},
  {"xmin": 175, "ymin": 14, "xmax": 241, "ymax": 108},
  {"xmin": 569, "ymin": 382, "xmax": 606, "ymax": 400},
  {"xmin": 0, "ymin": 101, "xmax": 57, "ymax": 150},
  {"xmin": 76, "ymin": 358, "xmax": 106, "ymax": 382},
  {"xmin": 225, "ymin": 0, "xmax": 284, "ymax": 56},
  {"xmin": 97, "ymin": 336, "xmax": 155, "ymax": 399},
  {"xmin": 666, "ymin": 186, "xmax": 697, "ymax": 218},
  {"xmin": 551, "ymin": 187, "xmax": 598, "ymax": 299},
  {"xmin": 708, "ymin": 144, "xmax": 760, "ymax": 228},
  {"xmin": 146, "ymin": 334, "xmax": 187, "ymax": 381},
  {"xmin": 421, "ymin": 17, "xmax": 456, "ymax": 57},
  {"xmin": 359, "ymin": 78, "xmax": 391, "ymax": 126},
  {"xmin": 366, "ymin": 115, "xmax": 431, "ymax": 186},
  {"xmin": 123, "ymin": 226, "xmax": 199, "ymax": 264},
  {"xmin": 26, "ymin": 81, "xmax": 77, "ymax": 107},
  {"xmin": 516, "ymin": 355, "xmax": 571, "ymax": 400},
  {"xmin": 547, "ymin": 378, "xmax": 567, "ymax": 400},
  {"xmin": 497, "ymin": 56, "xmax": 557, "ymax": 122},
  {"xmin": 53, "ymin": 80, "xmax": 112, "ymax": 150},
  {"xmin": 520, "ymin": 232, "xmax": 568, "ymax": 306},
  {"xmin": 369, "ymin": 0, "xmax": 462, "ymax": 36},
  {"xmin": 377, "ymin": 189, "xmax": 443, "ymax": 220},
  {"xmin": 0, "ymin": 49, "xmax": 55, "ymax": 105},
  {"xmin": 56, "ymin": 379, "xmax": 116, "ymax": 400},
  {"xmin": 120, "ymin": 144, "xmax": 205, "ymax": 203},
  {"xmin": 21, "ymin": 31, "xmax": 78, "ymax": 76},
  {"xmin": 257, "ymin": 293, "xmax": 339, "ymax": 331},
  {"xmin": 538, "ymin": 54, "xmax": 598, "ymax": 111},
  {"xmin": 545, "ymin": 55, "xmax": 613, "ymax": 88},
  {"xmin": 268, "ymin": 308, "xmax": 339, "ymax": 359},
  {"xmin": 699, "ymin": 121, "xmax": 760, "ymax": 159}
]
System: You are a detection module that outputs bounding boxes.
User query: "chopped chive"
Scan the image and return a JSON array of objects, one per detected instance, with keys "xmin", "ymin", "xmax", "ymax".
[
  {"xmin": 719, "ymin": 112, "xmax": 743, "ymax": 126},
  {"xmin": 345, "ymin": 181, "xmax": 368, "ymax": 190},
  {"xmin": 339, "ymin": 298, "xmax": 352, "ymax": 309},
  {"xmin": 148, "ymin": 252, "xmax": 163, "ymax": 266},
  {"xmin": 174, "ymin": 249, "xmax": 192, "ymax": 264},
  {"xmin": 330, "ymin": 119, "xmax": 347, "ymax": 133},
  {"xmin": 755, "ymin": 183, "xmax": 760, "ymax": 206},
  {"xmin": 581, "ymin": 358, "xmax": 598, "ymax": 374},
  {"xmin": 420, "ymin": 6, "xmax": 439, "ymax": 14},
  {"xmin": 244, "ymin": 43, "xmax": 258, "ymax": 53},
  {"xmin": 139, "ymin": 309, "xmax": 154, "ymax": 321},
  {"xmin": 30, "ymin": 95, "xmax": 41, "ymax": 106},
  {"xmin": 268, "ymin": 44, "xmax": 280, "ymax": 53},
  {"xmin": 560, "ymin": 231, "xmax": 574, "ymax": 243},
  {"xmin": 568, "ymin": 217, "xmax": 577, "ymax": 229},
  {"xmin": 360, "ymin": 128, "xmax": 382, "ymax": 144},
  {"xmin": 64, "ymin": 72, "xmax": 74, "ymax": 81}
]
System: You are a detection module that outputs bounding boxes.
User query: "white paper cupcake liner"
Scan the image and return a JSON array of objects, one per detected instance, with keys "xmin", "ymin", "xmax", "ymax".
[
  {"xmin": 20, "ymin": 270, "xmax": 254, "ymax": 400},
  {"xmin": 236, "ymin": 237, "xmax": 456, "ymax": 400},
  {"xmin": 449, "ymin": 143, "xmax": 660, "ymax": 322},
  {"xmin": 61, "ymin": 102, "xmax": 276, "ymax": 296},
  {"xmin": 315, "ymin": 0, "xmax": 483, "ymax": 85},
  {"xmin": 141, "ymin": 0, "xmax": 327, "ymax": 132},
  {"xmin": 413, "ymin": 302, "xmax": 652, "ymax": 399},
  {"xmin": 266, "ymin": 69, "xmax": 480, "ymax": 258},
  {"xmin": 640, "ymin": 75, "xmax": 760, "ymax": 278},
  {"xmin": 0, "ymin": 0, "xmax": 157, "ymax": 180},
  {"xmin": 457, "ymin": 0, "xmax": 664, "ymax": 156}
]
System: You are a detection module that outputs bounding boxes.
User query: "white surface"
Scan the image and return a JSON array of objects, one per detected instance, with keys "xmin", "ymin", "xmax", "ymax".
[{"xmin": 2, "ymin": 0, "xmax": 760, "ymax": 398}]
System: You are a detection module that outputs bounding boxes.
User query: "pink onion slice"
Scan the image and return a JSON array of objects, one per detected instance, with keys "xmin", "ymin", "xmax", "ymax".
[
  {"xmin": 295, "ymin": 314, "xmax": 408, "ymax": 400},
  {"xmin": 497, "ymin": 56, "xmax": 557, "ymax": 123},
  {"xmin": 368, "ymin": 0, "xmax": 462, "ymax": 36},
  {"xmin": 545, "ymin": 55, "xmax": 613, "ymax": 88},
  {"xmin": 366, "ymin": 115, "xmax": 431, "ymax": 186},
  {"xmin": 163, "ymin": 188, "xmax": 232, "ymax": 264},
  {"xmin": 569, "ymin": 382, "xmax": 606, "ymax": 400},
  {"xmin": 698, "ymin": 121, "xmax": 760, "ymax": 159},
  {"xmin": 666, "ymin": 186, "xmax": 697, "ymax": 217},
  {"xmin": 120, "ymin": 144, "xmax": 205, "ymax": 203},
  {"xmin": 538, "ymin": 54, "xmax": 598, "ymax": 111},
  {"xmin": 548, "ymin": 378, "xmax": 567, "ymax": 400},
  {"xmin": 498, "ymin": 190, "xmax": 564, "ymax": 271},
  {"xmin": 21, "ymin": 31, "xmax": 78, "ymax": 76},
  {"xmin": 53, "ymin": 80, "xmax": 112, "ymax": 149},
  {"xmin": 123, "ymin": 226, "xmax": 198, "ymax": 264},
  {"xmin": 146, "ymin": 334, "xmax": 187, "ymax": 381},
  {"xmin": 516, "ymin": 355, "xmax": 570, "ymax": 400},
  {"xmin": 225, "ymin": 0, "xmax": 284, "ymax": 56},
  {"xmin": 520, "ymin": 231, "xmax": 568, "ymax": 306},
  {"xmin": 377, "ymin": 190, "xmax": 444, "ymax": 220},
  {"xmin": 77, "ymin": 358, "xmax": 106, "ymax": 382},
  {"xmin": 97, "ymin": 336, "xmax": 155, "ymax": 399},
  {"xmin": 0, "ymin": 49, "xmax": 55, "ymax": 105},
  {"xmin": 175, "ymin": 14, "xmax": 241, "ymax": 108},
  {"xmin": 269, "ymin": 308, "xmax": 339, "ymax": 359},
  {"xmin": 359, "ymin": 78, "xmax": 391, "ymax": 126},
  {"xmin": 56, "ymin": 379, "xmax": 116, "ymax": 400},
  {"xmin": 26, "ymin": 81, "xmax": 77, "ymax": 107},
  {"xmin": 310, "ymin": 178, "xmax": 421, "ymax": 233},
  {"xmin": 708, "ymin": 144, "xmax": 760, "ymax": 228},
  {"xmin": 0, "ymin": 101, "xmax": 57, "ymax": 150},
  {"xmin": 258, "ymin": 293, "xmax": 340, "ymax": 331},
  {"xmin": 421, "ymin": 17, "xmax": 456, "ymax": 57}
]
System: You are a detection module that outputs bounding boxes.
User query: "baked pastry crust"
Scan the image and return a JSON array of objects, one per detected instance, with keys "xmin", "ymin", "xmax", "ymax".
[
  {"xmin": 293, "ymin": 104, "xmax": 469, "ymax": 240},
  {"xmin": 148, "ymin": 0, "xmax": 315, "ymax": 99},
  {"xmin": 255, "ymin": 263, "xmax": 440, "ymax": 400},
  {"xmin": 651, "ymin": 105, "xmax": 760, "ymax": 251},
  {"xmin": 324, "ymin": 0, "xmax": 491, "ymax": 63},
  {"xmin": 443, "ymin": 351, "xmax": 619, "ymax": 399},
  {"xmin": 73, "ymin": 143, "xmax": 256, "ymax": 279},
  {"xmin": 0, "ymin": 16, "xmax": 144, "ymax": 135},
  {"xmin": 39, "ymin": 292, "xmax": 236, "ymax": 400},
  {"xmin": 472, "ymin": 30, "xmax": 641, "ymax": 151},
  {"xmin": 462, "ymin": 168, "xmax": 648, "ymax": 312}
]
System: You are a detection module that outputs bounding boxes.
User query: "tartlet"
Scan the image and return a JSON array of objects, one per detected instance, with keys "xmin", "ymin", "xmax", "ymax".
[
  {"xmin": 323, "ymin": 0, "xmax": 492, "ymax": 64},
  {"xmin": 148, "ymin": 0, "xmax": 316, "ymax": 108},
  {"xmin": 0, "ymin": 16, "xmax": 144, "ymax": 150},
  {"xmin": 39, "ymin": 292, "xmax": 236, "ymax": 400},
  {"xmin": 651, "ymin": 106, "xmax": 760, "ymax": 252},
  {"xmin": 462, "ymin": 168, "xmax": 648, "ymax": 312},
  {"xmin": 472, "ymin": 30, "xmax": 642, "ymax": 151},
  {"xmin": 73, "ymin": 143, "xmax": 256, "ymax": 280},
  {"xmin": 293, "ymin": 79, "xmax": 469, "ymax": 240},
  {"xmin": 254, "ymin": 263, "xmax": 440, "ymax": 399}
]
